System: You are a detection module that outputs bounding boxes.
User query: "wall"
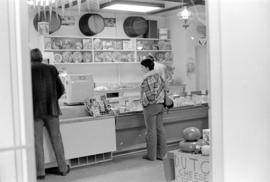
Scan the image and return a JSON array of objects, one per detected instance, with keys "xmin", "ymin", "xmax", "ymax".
[
  {"xmin": 28, "ymin": 8, "xmax": 167, "ymax": 84},
  {"xmin": 208, "ymin": 0, "xmax": 270, "ymax": 182},
  {"xmin": 164, "ymin": 5, "xmax": 207, "ymax": 92}
]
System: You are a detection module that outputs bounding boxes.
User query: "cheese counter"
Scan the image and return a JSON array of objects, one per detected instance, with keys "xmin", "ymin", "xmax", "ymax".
[
  {"xmin": 115, "ymin": 105, "xmax": 208, "ymax": 154},
  {"xmin": 44, "ymin": 104, "xmax": 208, "ymax": 168}
]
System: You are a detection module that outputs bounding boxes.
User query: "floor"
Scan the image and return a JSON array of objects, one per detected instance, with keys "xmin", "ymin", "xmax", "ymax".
[{"xmin": 40, "ymin": 152, "xmax": 168, "ymax": 182}]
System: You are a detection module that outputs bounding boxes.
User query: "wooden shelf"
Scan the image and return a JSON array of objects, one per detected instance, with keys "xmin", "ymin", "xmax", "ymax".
[
  {"xmin": 45, "ymin": 49, "xmax": 135, "ymax": 52},
  {"xmin": 53, "ymin": 62, "xmax": 139, "ymax": 65},
  {"xmin": 136, "ymin": 50, "xmax": 172, "ymax": 52},
  {"xmin": 93, "ymin": 37, "xmax": 132, "ymax": 40},
  {"xmin": 94, "ymin": 49, "xmax": 134, "ymax": 52},
  {"xmin": 45, "ymin": 49, "xmax": 92, "ymax": 52},
  {"xmin": 44, "ymin": 36, "xmax": 170, "ymax": 41},
  {"xmin": 43, "ymin": 36, "xmax": 173, "ymax": 65},
  {"xmin": 136, "ymin": 38, "xmax": 171, "ymax": 41}
]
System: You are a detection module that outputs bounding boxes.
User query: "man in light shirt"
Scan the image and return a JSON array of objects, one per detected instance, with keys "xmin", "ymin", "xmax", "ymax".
[{"xmin": 147, "ymin": 55, "xmax": 166, "ymax": 82}]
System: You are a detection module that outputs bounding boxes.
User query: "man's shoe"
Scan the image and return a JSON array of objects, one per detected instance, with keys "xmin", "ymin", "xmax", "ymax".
[
  {"xmin": 37, "ymin": 175, "xmax": 45, "ymax": 180},
  {"xmin": 142, "ymin": 155, "xmax": 155, "ymax": 161},
  {"xmin": 157, "ymin": 157, "xmax": 163, "ymax": 161},
  {"xmin": 58, "ymin": 165, "xmax": 70, "ymax": 176}
]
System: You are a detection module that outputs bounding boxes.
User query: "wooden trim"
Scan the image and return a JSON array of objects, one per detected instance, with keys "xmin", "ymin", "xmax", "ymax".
[
  {"xmin": 207, "ymin": 0, "xmax": 224, "ymax": 181},
  {"xmin": 116, "ymin": 105, "xmax": 208, "ymax": 130},
  {"xmin": 113, "ymin": 138, "xmax": 182, "ymax": 156}
]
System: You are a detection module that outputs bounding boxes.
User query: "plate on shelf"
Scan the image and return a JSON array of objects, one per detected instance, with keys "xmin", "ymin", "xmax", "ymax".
[
  {"xmin": 123, "ymin": 40, "xmax": 133, "ymax": 50},
  {"xmin": 62, "ymin": 39, "xmax": 73, "ymax": 49},
  {"xmin": 93, "ymin": 38, "xmax": 102, "ymax": 50},
  {"xmin": 62, "ymin": 51, "xmax": 73, "ymax": 63},
  {"xmin": 74, "ymin": 41, "xmax": 83, "ymax": 49},
  {"xmin": 82, "ymin": 52, "xmax": 92, "ymax": 62},
  {"xmin": 83, "ymin": 39, "xmax": 92, "ymax": 49},
  {"xmin": 112, "ymin": 52, "xmax": 121, "ymax": 62},
  {"xmin": 54, "ymin": 53, "xmax": 62, "ymax": 63},
  {"xmin": 52, "ymin": 38, "xmax": 62, "ymax": 49},
  {"xmin": 72, "ymin": 52, "xmax": 83, "ymax": 63}
]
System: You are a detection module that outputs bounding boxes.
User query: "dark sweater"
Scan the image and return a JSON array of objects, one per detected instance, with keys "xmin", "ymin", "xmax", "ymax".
[{"xmin": 31, "ymin": 62, "xmax": 64, "ymax": 119}]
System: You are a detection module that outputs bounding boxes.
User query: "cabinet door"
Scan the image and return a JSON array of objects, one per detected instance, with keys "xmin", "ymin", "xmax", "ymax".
[{"xmin": 61, "ymin": 117, "xmax": 116, "ymax": 159}]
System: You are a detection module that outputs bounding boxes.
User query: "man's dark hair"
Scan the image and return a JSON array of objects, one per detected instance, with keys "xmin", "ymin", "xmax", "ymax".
[
  {"xmin": 31, "ymin": 48, "xmax": 43, "ymax": 63},
  {"xmin": 141, "ymin": 58, "xmax": 155, "ymax": 71},
  {"xmin": 147, "ymin": 55, "xmax": 155, "ymax": 62}
]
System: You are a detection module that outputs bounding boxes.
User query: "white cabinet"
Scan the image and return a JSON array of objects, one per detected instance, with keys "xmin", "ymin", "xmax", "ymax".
[{"xmin": 44, "ymin": 116, "xmax": 116, "ymax": 167}]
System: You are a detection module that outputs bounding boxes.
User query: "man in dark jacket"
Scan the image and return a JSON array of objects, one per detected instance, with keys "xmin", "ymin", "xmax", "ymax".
[{"xmin": 31, "ymin": 48, "xmax": 69, "ymax": 179}]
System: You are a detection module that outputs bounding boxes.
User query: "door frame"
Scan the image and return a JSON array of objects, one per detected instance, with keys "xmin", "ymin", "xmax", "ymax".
[{"xmin": 207, "ymin": 0, "xmax": 224, "ymax": 182}]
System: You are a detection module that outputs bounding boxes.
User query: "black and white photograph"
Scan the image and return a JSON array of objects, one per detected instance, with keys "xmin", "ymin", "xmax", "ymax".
[{"xmin": 1, "ymin": 1, "xmax": 270, "ymax": 182}]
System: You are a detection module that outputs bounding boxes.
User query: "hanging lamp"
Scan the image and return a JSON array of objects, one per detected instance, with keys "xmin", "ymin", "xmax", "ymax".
[{"xmin": 177, "ymin": 0, "xmax": 192, "ymax": 29}]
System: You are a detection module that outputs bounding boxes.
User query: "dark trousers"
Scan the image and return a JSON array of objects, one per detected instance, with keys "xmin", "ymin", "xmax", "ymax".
[
  {"xmin": 34, "ymin": 116, "xmax": 67, "ymax": 176},
  {"xmin": 143, "ymin": 104, "xmax": 167, "ymax": 160}
]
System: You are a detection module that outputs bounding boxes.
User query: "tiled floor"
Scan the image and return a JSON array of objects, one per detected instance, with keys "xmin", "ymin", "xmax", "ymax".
[{"xmin": 40, "ymin": 152, "xmax": 167, "ymax": 182}]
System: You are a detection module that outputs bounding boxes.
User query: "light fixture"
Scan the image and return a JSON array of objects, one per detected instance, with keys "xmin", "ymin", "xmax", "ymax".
[
  {"xmin": 100, "ymin": 1, "xmax": 165, "ymax": 13},
  {"xmin": 177, "ymin": 6, "xmax": 192, "ymax": 29}
]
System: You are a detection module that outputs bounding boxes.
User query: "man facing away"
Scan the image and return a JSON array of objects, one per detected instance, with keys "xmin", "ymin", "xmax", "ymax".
[
  {"xmin": 31, "ymin": 48, "xmax": 69, "ymax": 179},
  {"xmin": 147, "ymin": 55, "xmax": 167, "ymax": 81}
]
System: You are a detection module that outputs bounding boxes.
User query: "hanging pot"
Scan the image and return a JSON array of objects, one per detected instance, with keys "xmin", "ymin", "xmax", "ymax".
[
  {"xmin": 33, "ymin": 11, "xmax": 61, "ymax": 34},
  {"xmin": 123, "ymin": 16, "xmax": 148, "ymax": 37},
  {"xmin": 79, "ymin": 13, "xmax": 105, "ymax": 36}
]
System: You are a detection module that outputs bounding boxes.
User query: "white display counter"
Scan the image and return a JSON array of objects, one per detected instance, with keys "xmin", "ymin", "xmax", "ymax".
[{"xmin": 44, "ymin": 115, "xmax": 116, "ymax": 168}]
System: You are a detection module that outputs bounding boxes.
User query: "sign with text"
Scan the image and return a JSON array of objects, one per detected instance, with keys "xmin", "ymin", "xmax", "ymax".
[{"xmin": 173, "ymin": 152, "xmax": 210, "ymax": 182}]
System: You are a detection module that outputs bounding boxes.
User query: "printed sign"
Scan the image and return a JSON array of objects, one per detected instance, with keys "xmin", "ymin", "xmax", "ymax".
[
  {"xmin": 38, "ymin": 22, "xmax": 49, "ymax": 35},
  {"xmin": 174, "ymin": 152, "xmax": 210, "ymax": 182}
]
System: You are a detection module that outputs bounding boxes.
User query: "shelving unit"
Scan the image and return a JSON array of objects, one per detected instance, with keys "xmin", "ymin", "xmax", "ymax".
[
  {"xmin": 45, "ymin": 49, "xmax": 92, "ymax": 52},
  {"xmin": 53, "ymin": 62, "xmax": 139, "ymax": 65},
  {"xmin": 94, "ymin": 50, "xmax": 134, "ymax": 52},
  {"xmin": 42, "ymin": 36, "xmax": 173, "ymax": 64},
  {"xmin": 137, "ymin": 50, "xmax": 172, "ymax": 52}
]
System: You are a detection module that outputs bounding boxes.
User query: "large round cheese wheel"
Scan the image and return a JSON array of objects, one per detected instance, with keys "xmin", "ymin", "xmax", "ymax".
[
  {"xmin": 179, "ymin": 141, "xmax": 199, "ymax": 153},
  {"xmin": 183, "ymin": 127, "xmax": 201, "ymax": 141},
  {"xmin": 79, "ymin": 13, "xmax": 105, "ymax": 36}
]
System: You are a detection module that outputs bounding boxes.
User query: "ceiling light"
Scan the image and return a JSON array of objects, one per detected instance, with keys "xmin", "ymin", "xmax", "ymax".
[
  {"xmin": 177, "ymin": 6, "xmax": 192, "ymax": 29},
  {"xmin": 100, "ymin": 1, "xmax": 165, "ymax": 13}
]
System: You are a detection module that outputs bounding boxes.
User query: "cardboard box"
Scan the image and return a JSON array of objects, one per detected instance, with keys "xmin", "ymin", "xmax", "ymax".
[{"xmin": 164, "ymin": 150, "xmax": 210, "ymax": 182}]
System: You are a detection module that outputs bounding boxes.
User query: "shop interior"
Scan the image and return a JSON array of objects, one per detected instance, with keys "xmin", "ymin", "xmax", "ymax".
[
  {"xmin": 28, "ymin": 0, "xmax": 209, "ymax": 181},
  {"xmin": 3, "ymin": 1, "xmax": 270, "ymax": 182}
]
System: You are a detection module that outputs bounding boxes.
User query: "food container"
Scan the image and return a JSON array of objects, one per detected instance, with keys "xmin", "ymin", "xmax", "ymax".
[{"xmin": 159, "ymin": 28, "xmax": 169, "ymax": 39}]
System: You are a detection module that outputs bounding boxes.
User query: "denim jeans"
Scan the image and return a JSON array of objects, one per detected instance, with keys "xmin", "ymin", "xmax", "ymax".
[
  {"xmin": 34, "ymin": 116, "xmax": 67, "ymax": 176},
  {"xmin": 143, "ymin": 103, "xmax": 167, "ymax": 160}
]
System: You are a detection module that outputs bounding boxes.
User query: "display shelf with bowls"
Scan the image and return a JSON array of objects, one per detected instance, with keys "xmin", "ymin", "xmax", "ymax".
[{"xmin": 43, "ymin": 36, "xmax": 173, "ymax": 64}]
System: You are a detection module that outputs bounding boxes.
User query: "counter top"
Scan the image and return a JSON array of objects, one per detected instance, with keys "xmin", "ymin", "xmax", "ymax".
[
  {"xmin": 59, "ymin": 114, "xmax": 115, "ymax": 124},
  {"xmin": 59, "ymin": 104, "xmax": 208, "ymax": 123},
  {"xmin": 116, "ymin": 104, "xmax": 208, "ymax": 117}
]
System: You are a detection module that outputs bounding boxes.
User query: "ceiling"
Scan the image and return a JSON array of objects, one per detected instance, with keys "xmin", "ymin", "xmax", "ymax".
[{"xmin": 66, "ymin": 0, "xmax": 205, "ymax": 16}]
